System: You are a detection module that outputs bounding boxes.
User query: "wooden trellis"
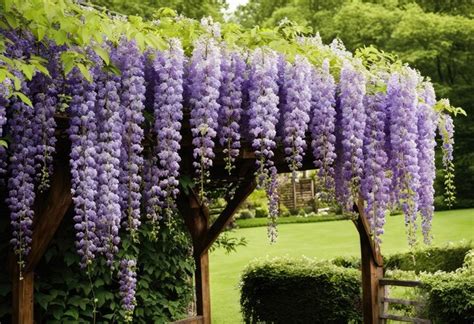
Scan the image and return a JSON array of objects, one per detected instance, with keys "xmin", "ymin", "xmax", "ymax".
[{"xmin": 3, "ymin": 117, "xmax": 384, "ymax": 324}]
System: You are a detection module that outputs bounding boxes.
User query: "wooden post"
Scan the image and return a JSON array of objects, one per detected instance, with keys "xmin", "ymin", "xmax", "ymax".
[
  {"xmin": 195, "ymin": 252, "xmax": 211, "ymax": 324},
  {"xmin": 10, "ymin": 154, "xmax": 72, "ymax": 324},
  {"xmin": 11, "ymin": 265, "xmax": 34, "ymax": 324},
  {"xmin": 354, "ymin": 198, "xmax": 383, "ymax": 324},
  {"xmin": 177, "ymin": 176, "xmax": 256, "ymax": 324}
]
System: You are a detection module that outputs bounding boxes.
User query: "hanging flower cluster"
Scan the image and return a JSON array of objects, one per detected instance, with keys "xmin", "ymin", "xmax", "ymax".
[
  {"xmin": 68, "ymin": 69, "xmax": 100, "ymax": 268},
  {"xmin": 247, "ymin": 48, "xmax": 280, "ymax": 242},
  {"xmin": 117, "ymin": 40, "xmax": 145, "ymax": 241},
  {"xmin": 0, "ymin": 18, "xmax": 461, "ymax": 319},
  {"xmin": 417, "ymin": 82, "xmax": 437, "ymax": 243},
  {"xmin": 361, "ymin": 91, "xmax": 391, "ymax": 242},
  {"xmin": 218, "ymin": 50, "xmax": 245, "ymax": 173},
  {"xmin": 0, "ymin": 80, "xmax": 10, "ymax": 186},
  {"xmin": 188, "ymin": 35, "xmax": 221, "ymax": 201},
  {"xmin": 281, "ymin": 55, "xmax": 312, "ymax": 174},
  {"xmin": 335, "ymin": 60, "xmax": 367, "ymax": 211},
  {"xmin": 309, "ymin": 60, "xmax": 337, "ymax": 195},
  {"xmin": 152, "ymin": 39, "xmax": 184, "ymax": 216},
  {"xmin": 387, "ymin": 69, "xmax": 420, "ymax": 245},
  {"xmin": 438, "ymin": 107, "xmax": 456, "ymax": 208},
  {"xmin": 118, "ymin": 258, "xmax": 138, "ymax": 322}
]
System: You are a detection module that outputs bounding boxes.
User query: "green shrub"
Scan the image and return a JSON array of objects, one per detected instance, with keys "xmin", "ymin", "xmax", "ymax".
[
  {"xmin": 420, "ymin": 270, "xmax": 474, "ymax": 323},
  {"xmin": 0, "ymin": 212, "xmax": 194, "ymax": 322},
  {"xmin": 332, "ymin": 255, "xmax": 361, "ymax": 269},
  {"xmin": 332, "ymin": 242, "xmax": 472, "ymax": 272},
  {"xmin": 385, "ymin": 241, "xmax": 472, "ymax": 273},
  {"xmin": 279, "ymin": 204, "xmax": 290, "ymax": 217},
  {"xmin": 238, "ymin": 208, "xmax": 255, "ymax": 219},
  {"xmin": 240, "ymin": 257, "xmax": 362, "ymax": 324},
  {"xmin": 255, "ymin": 207, "xmax": 269, "ymax": 218}
]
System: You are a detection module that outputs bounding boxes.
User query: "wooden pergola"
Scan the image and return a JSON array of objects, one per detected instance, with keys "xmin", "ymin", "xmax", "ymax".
[{"xmin": 4, "ymin": 116, "xmax": 384, "ymax": 324}]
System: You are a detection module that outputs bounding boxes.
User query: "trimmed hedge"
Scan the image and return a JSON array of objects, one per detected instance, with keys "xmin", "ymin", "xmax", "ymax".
[
  {"xmin": 240, "ymin": 257, "xmax": 362, "ymax": 323},
  {"xmin": 241, "ymin": 243, "xmax": 473, "ymax": 323},
  {"xmin": 332, "ymin": 241, "xmax": 472, "ymax": 273},
  {"xmin": 385, "ymin": 242, "xmax": 472, "ymax": 273},
  {"xmin": 421, "ymin": 270, "xmax": 474, "ymax": 323}
]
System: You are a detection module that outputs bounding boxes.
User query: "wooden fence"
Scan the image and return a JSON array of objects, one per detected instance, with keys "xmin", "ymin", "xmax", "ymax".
[
  {"xmin": 379, "ymin": 279, "xmax": 430, "ymax": 324},
  {"xmin": 279, "ymin": 178, "xmax": 315, "ymax": 212}
]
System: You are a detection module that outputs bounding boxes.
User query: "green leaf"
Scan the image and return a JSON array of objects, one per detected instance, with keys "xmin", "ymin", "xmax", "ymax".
[
  {"xmin": 94, "ymin": 46, "xmax": 110, "ymax": 66},
  {"xmin": 77, "ymin": 63, "xmax": 92, "ymax": 82},
  {"xmin": 13, "ymin": 92, "xmax": 33, "ymax": 107},
  {"xmin": 0, "ymin": 139, "xmax": 8, "ymax": 148}
]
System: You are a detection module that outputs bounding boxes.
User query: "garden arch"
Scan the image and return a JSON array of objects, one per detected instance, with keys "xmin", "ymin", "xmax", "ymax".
[
  {"xmin": 0, "ymin": 2, "xmax": 458, "ymax": 324},
  {"xmin": 5, "ymin": 131, "xmax": 382, "ymax": 324}
]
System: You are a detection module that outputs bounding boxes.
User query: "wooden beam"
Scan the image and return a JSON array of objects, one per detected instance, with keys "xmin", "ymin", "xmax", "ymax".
[
  {"xmin": 198, "ymin": 178, "xmax": 256, "ymax": 256},
  {"xmin": 25, "ymin": 161, "xmax": 72, "ymax": 272},
  {"xmin": 354, "ymin": 197, "xmax": 384, "ymax": 324},
  {"xmin": 11, "ymin": 265, "xmax": 34, "ymax": 324},
  {"xmin": 195, "ymin": 252, "xmax": 211, "ymax": 324}
]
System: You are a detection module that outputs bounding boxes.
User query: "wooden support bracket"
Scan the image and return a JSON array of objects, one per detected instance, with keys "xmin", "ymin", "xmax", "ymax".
[
  {"xmin": 11, "ymin": 158, "xmax": 72, "ymax": 324},
  {"xmin": 354, "ymin": 196, "xmax": 384, "ymax": 324}
]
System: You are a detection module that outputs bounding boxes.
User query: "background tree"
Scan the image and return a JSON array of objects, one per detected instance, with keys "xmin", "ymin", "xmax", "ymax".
[
  {"xmin": 235, "ymin": 0, "xmax": 474, "ymax": 208},
  {"xmin": 90, "ymin": 0, "xmax": 228, "ymax": 20}
]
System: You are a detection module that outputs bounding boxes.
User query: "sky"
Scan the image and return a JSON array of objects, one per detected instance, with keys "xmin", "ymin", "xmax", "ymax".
[{"xmin": 226, "ymin": 0, "xmax": 249, "ymax": 13}]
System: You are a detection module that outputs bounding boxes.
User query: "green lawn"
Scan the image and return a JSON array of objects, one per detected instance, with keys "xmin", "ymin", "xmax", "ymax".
[{"xmin": 209, "ymin": 209, "xmax": 474, "ymax": 323}]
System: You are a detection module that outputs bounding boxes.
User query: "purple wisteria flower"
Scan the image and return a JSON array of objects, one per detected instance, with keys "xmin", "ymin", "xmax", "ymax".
[
  {"xmin": 117, "ymin": 39, "xmax": 145, "ymax": 240},
  {"xmin": 310, "ymin": 59, "xmax": 337, "ymax": 194},
  {"xmin": 119, "ymin": 258, "xmax": 137, "ymax": 322},
  {"xmin": 437, "ymin": 107, "xmax": 456, "ymax": 208},
  {"xmin": 152, "ymin": 39, "xmax": 184, "ymax": 218},
  {"xmin": 188, "ymin": 35, "xmax": 221, "ymax": 200},
  {"xmin": 282, "ymin": 55, "xmax": 312, "ymax": 173},
  {"xmin": 6, "ymin": 80, "xmax": 36, "ymax": 277},
  {"xmin": 387, "ymin": 68, "xmax": 420, "ymax": 246},
  {"xmin": 417, "ymin": 82, "xmax": 437, "ymax": 243},
  {"xmin": 218, "ymin": 50, "xmax": 245, "ymax": 174},
  {"xmin": 361, "ymin": 90, "xmax": 391, "ymax": 242},
  {"xmin": 335, "ymin": 60, "xmax": 366, "ymax": 211},
  {"xmin": 248, "ymin": 48, "xmax": 280, "ymax": 242},
  {"xmin": 95, "ymin": 51, "xmax": 123, "ymax": 267},
  {"xmin": 0, "ymin": 80, "xmax": 10, "ymax": 186},
  {"xmin": 68, "ymin": 68, "xmax": 100, "ymax": 268}
]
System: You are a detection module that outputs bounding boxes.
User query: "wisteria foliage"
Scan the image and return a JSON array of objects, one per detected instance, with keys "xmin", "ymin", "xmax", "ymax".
[{"xmin": 0, "ymin": 28, "xmax": 459, "ymax": 319}]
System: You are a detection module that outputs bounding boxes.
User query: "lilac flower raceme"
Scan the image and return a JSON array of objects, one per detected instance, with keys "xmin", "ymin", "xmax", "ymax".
[
  {"xmin": 6, "ymin": 81, "xmax": 36, "ymax": 278},
  {"xmin": 438, "ymin": 108, "xmax": 456, "ymax": 208},
  {"xmin": 68, "ymin": 68, "xmax": 100, "ymax": 268},
  {"xmin": 95, "ymin": 56, "xmax": 123, "ymax": 267},
  {"xmin": 0, "ymin": 80, "xmax": 10, "ymax": 186},
  {"xmin": 282, "ymin": 55, "xmax": 312, "ymax": 173},
  {"xmin": 387, "ymin": 68, "xmax": 420, "ymax": 246},
  {"xmin": 30, "ymin": 75, "xmax": 57, "ymax": 192},
  {"xmin": 417, "ymin": 82, "xmax": 437, "ymax": 243},
  {"xmin": 336, "ymin": 60, "xmax": 366, "ymax": 211},
  {"xmin": 188, "ymin": 35, "xmax": 221, "ymax": 200},
  {"xmin": 248, "ymin": 48, "xmax": 280, "ymax": 241},
  {"xmin": 119, "ymin": 258, "xmax": 137, "ymax": 322},
  {"xmin": 117, "ymin": 39, "xmax": 145, "ymax": 240},
  {"xmin": 152, "ymin": 39, "xmax": 184, "ymax": 217},
  {"xmin": 361, "ymin": 91, "xmax": 391, "ymax": 242},
  {"xmin": 218, "ymin": 50, "xmax": 245, "ymax": 174},
  {"xmin": 309, "ymin": 60, "xmax": 337, "ymax": 194}
]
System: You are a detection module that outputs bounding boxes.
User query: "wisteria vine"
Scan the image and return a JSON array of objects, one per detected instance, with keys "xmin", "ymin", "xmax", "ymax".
[{"xmin": 0, "ymin": 24, "xmax": 462, "ymax": 321}]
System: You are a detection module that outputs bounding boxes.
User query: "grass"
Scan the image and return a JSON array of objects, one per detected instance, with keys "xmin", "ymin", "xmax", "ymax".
[
  {"xmin": 235, "ymin": 214, "xmax": 345, "ymax": 228},
  {"xmin": 209, "ymin": 208, "xmax": 474, "ymax": 323}
]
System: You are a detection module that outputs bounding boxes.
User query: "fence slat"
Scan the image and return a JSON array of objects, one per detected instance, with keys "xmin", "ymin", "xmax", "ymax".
[
  {"xmin": 171, "ymin": 315, "xmax": 204, "ymax": 324},
  {"xmin": 383, "ymin": 297, "xmax": 424, "ymax": 306},
  {"xmin": 380, "ymin": 313, "xmax": 431, "ymax": 323},
  {"xmin": 379, "ymin": 279, "xmax": 422, "ymax": 287}
]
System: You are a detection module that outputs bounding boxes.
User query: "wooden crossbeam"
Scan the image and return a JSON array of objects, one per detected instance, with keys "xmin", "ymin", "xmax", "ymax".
[{"xmin": 198, "ymin": 178, "xmax": 256, "ymax": 256}]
